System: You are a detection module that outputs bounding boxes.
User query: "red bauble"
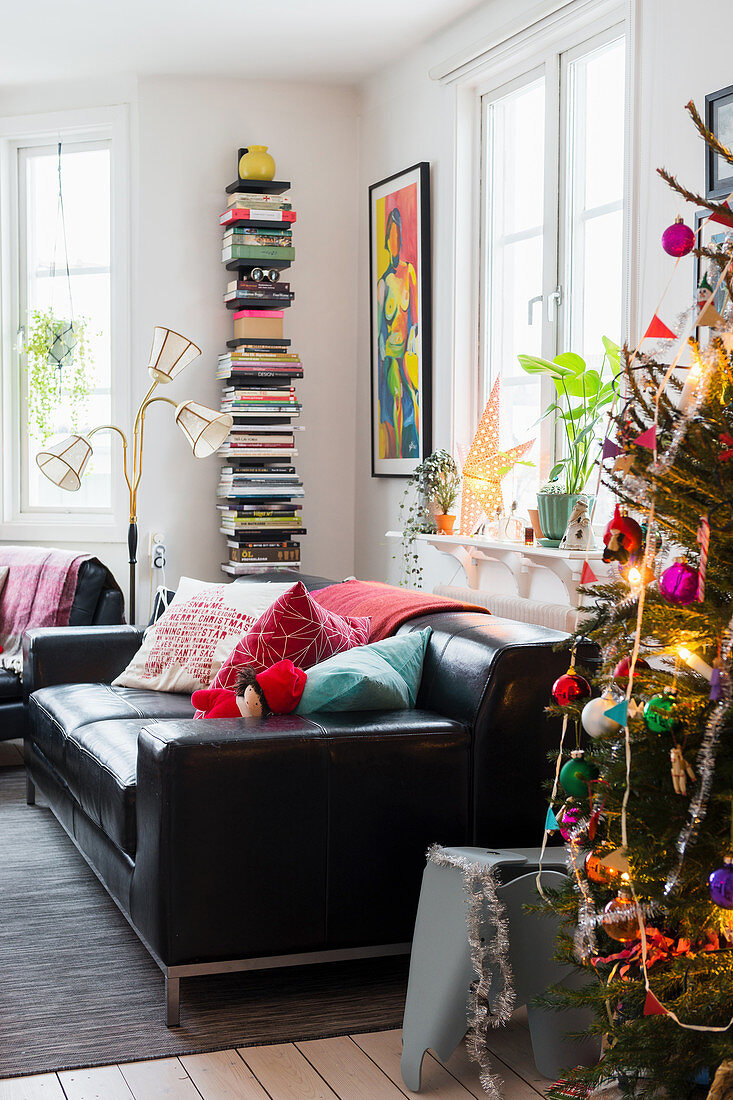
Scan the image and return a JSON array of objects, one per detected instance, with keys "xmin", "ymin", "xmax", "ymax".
[
  {"xmin": 585, "ymin": 851, "xmax": 618, "ymax": 885},
  {"xmin": 659, "ymin": 560, "xmax": 699, "ymax": 605},
  {"xmin": 661, "ymin": 218, "xmax": 695, "ymax": 257},
  {"xmin": 552, "ymin": 669, "xmax": 592, "ymax": 706},
  {"xmin": 613, "ymin": 655, "xmax": 650, "ymax": 683}
]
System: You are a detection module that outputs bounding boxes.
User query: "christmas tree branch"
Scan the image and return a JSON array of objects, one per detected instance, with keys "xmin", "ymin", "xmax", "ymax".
[{"xmin": 686, "ymin": 98, "xmax": 733, "ymax": 169}]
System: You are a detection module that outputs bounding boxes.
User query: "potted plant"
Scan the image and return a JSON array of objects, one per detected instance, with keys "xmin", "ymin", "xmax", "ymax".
[
  {"xmin": 397, "ymin": 449, "xmax": 461, "ymax": 587},
  {"xmin": 23, "ymin": 308, "xmax": 94, "ymax": 444},
  {"xmin": 518, "ymin": 337, "xmax": 620, "ymax": 544}
]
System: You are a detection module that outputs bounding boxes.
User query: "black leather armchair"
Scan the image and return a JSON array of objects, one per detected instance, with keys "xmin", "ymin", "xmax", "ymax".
[
  {"xmin": 1, "ymin": 558, "xmax": 123, "ymax": 741},
  {"xmin": 23, "ymin": 572, "xmax": 587, "ymax": 1025}
]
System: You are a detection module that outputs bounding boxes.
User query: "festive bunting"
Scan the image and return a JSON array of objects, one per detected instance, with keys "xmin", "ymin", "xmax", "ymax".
[
  {"xmin": 613, "ymin": 454, "xmax": 635, "ymax": 474},
  {"xmin": 459, "ymin": 378, "xmax": 534, "ymax": 535},
  {"xmin": 580, "ymin": 562, "xmax": 598, "ymax": 584},
  {"xmin": 644, "ymin": 990, "xmax": 668, "ymax": 1016},
  {"xmin": 707, "ymin": 201, "xmax": 733, "ymax": 228},
  {"xmin": 545, "ymin": 805, "xmax": 560, "ymax": 832},
  {"xmin": 644, "ymin": 314, "xmax": 677, "ymax": 340},
  {"xmin": 635, "ymin": 426, "xmax": 657, "ymax": 450},
  {"xmin": 720, "ymin": 433, "xmax": 733, "ymax": 461},
  {"xmin": 602, "ymin": 438, "xmax": 623, "ymax": 459},
  {"xmin": 605, "ymin": 700, "xmax": 629, "ymax": 726}
]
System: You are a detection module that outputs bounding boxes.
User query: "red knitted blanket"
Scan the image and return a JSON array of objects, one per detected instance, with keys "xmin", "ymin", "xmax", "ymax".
[
  {"xmin": 312, "ymin": 579, "xmax": 490, "ymax": 642},
  {"xmin": 0, "ymin": 547, "xmax": 90, "ymax": 675}
]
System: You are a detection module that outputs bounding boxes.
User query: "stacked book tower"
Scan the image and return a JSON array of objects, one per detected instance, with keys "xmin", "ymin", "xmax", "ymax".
[{"xmin": 217, "ymin": 163, "xmax": 304, "ymax": 576}]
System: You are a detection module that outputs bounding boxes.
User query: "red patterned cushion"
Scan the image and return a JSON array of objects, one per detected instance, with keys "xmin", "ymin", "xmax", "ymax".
[{"xmin": 206, "ymin": 581, "xmax": 371, "ymax": 695}]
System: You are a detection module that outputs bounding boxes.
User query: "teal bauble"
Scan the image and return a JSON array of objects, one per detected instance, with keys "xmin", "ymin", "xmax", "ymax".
[
  {"xmin": 559, "ymin": 753, "xmax": 599, "ymax": 797},
  {"xmin": 643, "ymin": 693, "xmax": 677, "ymax": 733}
]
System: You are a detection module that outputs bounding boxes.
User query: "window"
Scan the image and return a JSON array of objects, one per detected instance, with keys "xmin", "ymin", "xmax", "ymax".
[
  {"xmin": 479, "ymin": 26, "xmax": 626, "ymax": 498},
  {"xmin": 20, "ymin": 140, "xmax": 112, "ymax": 511},
  {"xmin": 0, "ymin": 106, "xmax": 130, "ymax": 540}
]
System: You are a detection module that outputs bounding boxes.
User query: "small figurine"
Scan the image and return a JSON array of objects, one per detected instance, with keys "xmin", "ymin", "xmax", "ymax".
[
  {"xmin": 602, "ymin": 504, "xmax": 644, "ymax": 565},
  {"xmin": 670, "ymin": 745, "xmax": 696, "ymax": 796},
  {"xmin": 710, "ymin": 657, "xmax": 726, "ymax": 703},
  {"xmin": 192, "ymin": 659, "xmax": 306, "ymax": 718},
  {"xmin": 559, "ymin": 495, "xmax": 594, "ymax": 550}
]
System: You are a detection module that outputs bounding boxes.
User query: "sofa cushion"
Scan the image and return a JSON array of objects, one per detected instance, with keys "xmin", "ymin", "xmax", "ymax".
[
  {"xmin": 29, "ymin": 683, "xmax": 194, "ymax": 770},
  {"xmin": 0, "ymin": 668, "xmax": 21, "ymax": 701},
  {"xmin": 64, "ymin": 719, "xmax": 142, "ymax": 856}
]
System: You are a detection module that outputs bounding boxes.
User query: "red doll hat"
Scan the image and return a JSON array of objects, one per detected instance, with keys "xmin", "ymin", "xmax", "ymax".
[{"xmin": 256, "ymin": 659, "xmax": 306, "ymax": 714}]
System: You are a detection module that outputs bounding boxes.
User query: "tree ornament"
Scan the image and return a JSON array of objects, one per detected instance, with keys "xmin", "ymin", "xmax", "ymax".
[
  {"xmin": 559, "ymin": 749, "xmax": 599, "ymax": 797},
  {"xmin": 661, "ymin": 216, "xmax": 695, "ymax": 257},
  {"xmin": 586, "ymin": 851, "xmax": 619, "ymax": 885},
  {"xmin": 552, "ymin": 666, "xmax": 592, "ymax": 706},
  {"xmin": 698, "ymin": 271, "xmax": 725, "ymax": 327},
  {"xmin": 659, "ymin": 559, "xmax": 700, "ymax": 605},
  {"xmin": 602, "ymin": 505, "xmax": 644, "ymax": 565},
  {"xmin": 558, "ymin": 802, "xmax": 582, "ymax": 840},
  {"xmin": 644, "ymin": 692, "xmax": 677, "ymax": 733},
  {"xmin": 670, "ymin": 745, "xmax": 696, "ymax": 795},
  {"xmin": 602, "ymin": 889, "xmax": 641, "ymax": 943},
  {"xmin": 581, "ymin": 692, "xmax": 622, "ymax": 738},
  {"xmin": 709, "ymin": 856, "xmax": 733, "ymax": 909},
  {"xmin": 613, "ymin": 655, "xmax": 650, "ymax": 684}
]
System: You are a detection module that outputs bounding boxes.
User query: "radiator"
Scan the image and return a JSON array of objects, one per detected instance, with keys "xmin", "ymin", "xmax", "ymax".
[{"xmin": 435, "ymin": 584, "xmax": 579, "ymax": 633}]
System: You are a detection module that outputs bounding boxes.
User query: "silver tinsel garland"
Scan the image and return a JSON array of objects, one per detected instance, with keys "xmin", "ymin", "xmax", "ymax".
[{"xmin": 427, "ymin": 844, "xmax": 515, "ymax": 1098}]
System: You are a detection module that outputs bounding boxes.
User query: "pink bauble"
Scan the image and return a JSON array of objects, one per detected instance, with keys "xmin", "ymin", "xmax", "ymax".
[
  {"xmin": 659, "ymin": 561, "xmax": 699, "ymax": 605},
  {"xmin": 661, "ymin": 220, "xmax": 695, "ymax": 257}
]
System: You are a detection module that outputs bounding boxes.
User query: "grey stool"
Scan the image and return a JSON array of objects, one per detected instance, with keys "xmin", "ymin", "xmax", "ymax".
[{"xmin": 401, "ymin": 846, "xmax": 599, "ymax": 1091}]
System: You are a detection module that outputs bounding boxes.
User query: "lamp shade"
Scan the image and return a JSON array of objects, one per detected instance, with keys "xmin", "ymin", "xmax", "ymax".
[
  {"xmin": 175, "ymin": 401, "xmax": 233, "ymax": 458},
  {"xmin": 148, "ymin": 327, "xmax": 201, "ymax": 384},
  {"xmin": 36, "ymin": 434, "xmax": 92, "ymax": 491}
]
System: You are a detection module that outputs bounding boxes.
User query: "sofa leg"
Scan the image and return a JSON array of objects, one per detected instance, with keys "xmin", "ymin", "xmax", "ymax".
[
  {"xmin": 165, "ymin": 975, "xmax": 180, "ymax": 1028},
  {"xmin": 26, "ymin": 775, "xmax": 35, "ymax": 806}
]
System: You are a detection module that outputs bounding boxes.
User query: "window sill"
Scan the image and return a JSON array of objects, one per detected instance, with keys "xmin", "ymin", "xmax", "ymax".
[{"xmin": 0, "ymin": 516, "xmax": 128, "ymax": 544}]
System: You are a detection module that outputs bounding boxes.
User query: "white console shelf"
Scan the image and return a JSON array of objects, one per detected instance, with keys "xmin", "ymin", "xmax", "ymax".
[{"xmin": 385, "ymin": 530, "xmax": 608, "ymax": 603}]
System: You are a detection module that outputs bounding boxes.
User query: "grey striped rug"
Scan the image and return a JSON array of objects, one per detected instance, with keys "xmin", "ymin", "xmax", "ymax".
[{"xmin": 0, "ymin": 767, "xmax": 408, "ymax": 1078}]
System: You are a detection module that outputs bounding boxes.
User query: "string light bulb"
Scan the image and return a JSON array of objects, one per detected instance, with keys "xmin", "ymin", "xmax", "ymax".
[
  {"xmin": 680, "ymin": 357, "xmax": 703, "ymax": 412},
  {"xmin": 677, "ymin": 644, "xmax": 714, "ymax": 681}
]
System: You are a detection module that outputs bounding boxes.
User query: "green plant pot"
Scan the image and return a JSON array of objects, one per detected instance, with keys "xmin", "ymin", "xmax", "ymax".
[{"xmin": 536, "ymin": 493, "xmax": 594, "ymax": 543}]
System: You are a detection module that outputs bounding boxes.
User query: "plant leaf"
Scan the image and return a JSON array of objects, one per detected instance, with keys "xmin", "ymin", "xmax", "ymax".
[
  {"xmin": 548, "ymin": 461, "xmax": 568, "ymax": 480},
  {"xmin": 518, "ymin": 354, "xmax": 576, "ymax": 377},
  {"xmin": 553, "ymin": 351, "xmax": 586, "ymax": 375}
]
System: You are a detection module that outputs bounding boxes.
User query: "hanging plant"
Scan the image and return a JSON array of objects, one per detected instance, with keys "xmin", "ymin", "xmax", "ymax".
[
  {"xmin": 23, "ymin": 308, "xmax": 94, "ymax": 444},
  {"xmin": 396, "ymin": 449, "xmax": 460, "ymax": 588}
]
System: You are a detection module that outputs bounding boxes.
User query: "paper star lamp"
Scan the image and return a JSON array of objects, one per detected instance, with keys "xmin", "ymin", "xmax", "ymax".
[{"xmin": 459, "ymin": 378, "xmax": 535, "ymax": 535}]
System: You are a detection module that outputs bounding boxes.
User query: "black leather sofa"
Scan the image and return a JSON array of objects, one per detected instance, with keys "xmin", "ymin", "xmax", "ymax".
[
  {"xmin": 23, "ymin": 570, "xmax": 582, "ymax": 1025},
  {"xmin": 1, "ymin": 557, "xmax": 123, "ymax": 742}
]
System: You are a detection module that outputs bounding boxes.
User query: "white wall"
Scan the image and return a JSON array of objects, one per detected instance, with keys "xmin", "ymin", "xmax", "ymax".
[
  {"xmin": 354, "ymin": 0, "xmax": 733, "ymax": 591},
  {"xmin": 0, "ymin": 74, "xmax": 359, "ymax": 616}
]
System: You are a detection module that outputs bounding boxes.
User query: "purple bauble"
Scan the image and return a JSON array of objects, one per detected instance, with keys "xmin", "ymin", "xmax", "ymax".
[
  {"xmin": 559, "ymin": 804, "xmax": 582, "ymax": 841},
  {"xmin": 662, "ymin": 219, "xmax": 695, "ymax": 257},
  {"xmin": 659, "ymin": 561, "xmax": 699, "ymax": 605},
  {"xmin": 708, "ymin": 857, "xmax": 733, "ymax": 909}
]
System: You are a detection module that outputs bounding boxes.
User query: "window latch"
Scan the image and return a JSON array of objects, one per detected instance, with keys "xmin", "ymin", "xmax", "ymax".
[
  {"xmin": 547, "ymin": 285, "xmax": 563, "ymax": 322},
  {"xmin": 15, "ymin": 325, "xmax": 25, "ymax": 352},
  {"xmin": 527, "ymin": 294, "xmax": 543, "ymax": 325}
]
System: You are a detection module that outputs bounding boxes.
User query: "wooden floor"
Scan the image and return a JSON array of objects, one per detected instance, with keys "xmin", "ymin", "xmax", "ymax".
[
  {"xmin": 0, "ymin": 741, "xmax": 552, "ymax": 1099},
  {"xmin": 0, "ymin": 1018, "xmax": 552, "ymax": 1099}
]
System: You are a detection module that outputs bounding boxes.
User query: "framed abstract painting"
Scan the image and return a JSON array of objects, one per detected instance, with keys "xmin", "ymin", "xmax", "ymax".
[{"xmin": 369, "ymin": 162, "xmax": 432, "ymax": 477}]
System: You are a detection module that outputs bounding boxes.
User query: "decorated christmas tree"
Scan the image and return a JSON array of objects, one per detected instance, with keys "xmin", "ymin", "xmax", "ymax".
[{"xmin": 542, "ymin": 103, "xmax": 733, "ymax": 1100}]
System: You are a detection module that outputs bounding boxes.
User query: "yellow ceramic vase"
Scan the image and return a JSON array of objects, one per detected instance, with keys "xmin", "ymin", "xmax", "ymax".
[{"xmin": 238, "ymin": 145, "xmax": 276, "ymax": 181}]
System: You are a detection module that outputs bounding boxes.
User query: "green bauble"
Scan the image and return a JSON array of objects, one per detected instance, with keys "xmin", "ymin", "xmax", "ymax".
[
  {"xmin": 643, "ymin": 693, "xmax": 677, "ymax": 733},
  {"xmin": 559, "ymin": 756, "xmax": 599, "ymax": 797}
]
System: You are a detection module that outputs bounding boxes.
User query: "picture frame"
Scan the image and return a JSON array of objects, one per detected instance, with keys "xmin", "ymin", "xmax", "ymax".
[
  {"xmin": 693, "ymin": 208, "xmax": 731, "ymax": 342},
  {"xmin": 705, "ymin": 84, "xmax": 733, "ymax": 200},
  {"xmin": 369, "ymin": 162, "xmax": 432, "ymax": 477}
]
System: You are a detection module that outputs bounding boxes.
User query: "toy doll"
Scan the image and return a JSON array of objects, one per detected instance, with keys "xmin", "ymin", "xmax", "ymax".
[{"xmin": 192, "ymin": 658, "xmax": 306, "ymax": 718}]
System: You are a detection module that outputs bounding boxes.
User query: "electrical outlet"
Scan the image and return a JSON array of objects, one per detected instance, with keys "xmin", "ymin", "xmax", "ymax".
[{"xmin": 149, "ymin": 531, "xmax": 167, "ymax": 570}]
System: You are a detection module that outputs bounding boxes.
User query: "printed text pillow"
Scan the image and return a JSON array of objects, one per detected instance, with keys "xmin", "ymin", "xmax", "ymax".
[
  {"xmin": 202, "ymin": 581, "xmax": 370, "ymax": 702},
  {"xmin": 113, "ymin": 578, "xmax": 291, "ymax": 694}
]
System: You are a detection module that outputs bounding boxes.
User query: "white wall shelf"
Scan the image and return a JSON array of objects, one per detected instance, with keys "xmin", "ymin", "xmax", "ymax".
[{"xmin": 385, "ymin": 530, "xmax": 609, "ymax": 604}]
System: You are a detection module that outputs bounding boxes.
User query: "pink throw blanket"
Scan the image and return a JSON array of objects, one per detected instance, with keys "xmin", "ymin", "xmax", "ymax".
[
  {"xmin": 0, "ymin": 547, "xmax": 90, "ymax": 676},
  {"xmin": 312, "ymin": 579, "xmax": 490, "ymax": 642}
]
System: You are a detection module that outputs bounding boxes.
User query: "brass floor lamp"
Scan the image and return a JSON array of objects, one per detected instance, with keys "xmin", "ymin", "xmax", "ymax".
[{"xmin": 36, "ymin": 327, "xmax": 232, "ymax": 622}]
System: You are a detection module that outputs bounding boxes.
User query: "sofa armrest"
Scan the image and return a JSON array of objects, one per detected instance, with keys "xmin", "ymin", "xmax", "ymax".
[
  {"xmin": 129, "ymin": 711, "xmax": 470, "ymax": 966},
  {"xmin": 23, "ymin": 625, "xmax": 144, "ymax": 700}
]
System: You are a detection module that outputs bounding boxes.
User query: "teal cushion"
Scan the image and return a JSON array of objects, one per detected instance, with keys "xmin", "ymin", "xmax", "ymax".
[{"xmin": 295, "ymin": 628, "xmax": 432, "ymax": 714}]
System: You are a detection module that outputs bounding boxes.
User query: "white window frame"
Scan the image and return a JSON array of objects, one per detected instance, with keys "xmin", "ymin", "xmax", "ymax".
[
  {"xmin": 0, "ymin": 104, "xmax": 131, "ymax": 542},
  {"xmin": 445, "ymin": 0, "xmax": 639, "ymax": 463}
]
